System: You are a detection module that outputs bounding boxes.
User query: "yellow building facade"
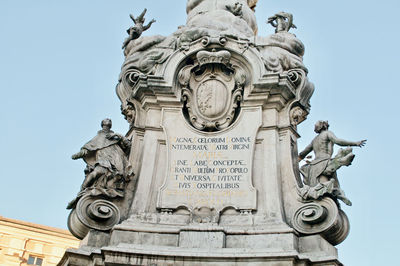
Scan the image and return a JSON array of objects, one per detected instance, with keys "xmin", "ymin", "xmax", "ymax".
[{"xmin": 0, "ymin": 216, "xmax": 80, "ymax": 266}]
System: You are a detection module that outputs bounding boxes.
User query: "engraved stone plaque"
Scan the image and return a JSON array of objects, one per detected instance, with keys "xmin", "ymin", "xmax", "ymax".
[{"xmin": 158, "ymin": 107, "xmax": 261, "ymax": 212}]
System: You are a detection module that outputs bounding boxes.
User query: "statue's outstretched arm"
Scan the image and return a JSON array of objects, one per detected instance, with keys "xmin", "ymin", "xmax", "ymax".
[
  {"xmin": 328, "ymin": 131, "xmax": 365, "ymax": 147},
  {"xmin": 143, "ymin": 19, "xmax": 156, "ymax": 31},
  {"xmin": 298, "ymin": 142, "xmax": 313, "ymax": 160},
  {"xmin": 71, "ymin": 148, "xmax": 88, "ymax": 160}
]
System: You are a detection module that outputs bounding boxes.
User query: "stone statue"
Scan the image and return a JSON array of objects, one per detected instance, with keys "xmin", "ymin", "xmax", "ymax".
[
  {"xmin": 298, "ymin": 121, "xmax": 366, "ymax": 206},
  {"xmin": 122, "ymin": 8, "xmax": 156, "ymax": 50},
  {"xmin": 67, "ymin": 118, "xmax": 133, "ymax": 209},
  {"xmin": 258, "ymin": 11, "xmax": 308, "ymax": 76},
  {"xmin": 183, "ymin": 0, "xmax": 258, "ymax": 43},
  {"xmin": 267, "ymin": 12, "xmax": 297, "ymax": 33}
]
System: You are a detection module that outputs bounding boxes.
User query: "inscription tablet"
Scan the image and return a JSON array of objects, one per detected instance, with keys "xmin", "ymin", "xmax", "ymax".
[{"xmin": 158, "ymin": 107, "xmax": 261, "ymax": 212}]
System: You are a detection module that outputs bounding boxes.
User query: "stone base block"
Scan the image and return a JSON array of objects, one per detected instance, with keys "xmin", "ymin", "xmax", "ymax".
[
  {"xmin": 59, "ymin": 233, "xmax": 342, "ymax": 266},
  {"xmin": 179, "ymin": 230, "xmax": 225, "ymax": 248},
  {"xmin": 109, "ymin": 230, "xmax": 179, "ymax": 247}
]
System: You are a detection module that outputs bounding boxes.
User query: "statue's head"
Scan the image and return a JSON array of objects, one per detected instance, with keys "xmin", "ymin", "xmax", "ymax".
[
  {"xmin": 247, "ymin": 0, "xmax": 258, "ymax": 11},
  {"xmin": 101, "ymin": 118, "xmax": 112, "ymax": 130},
  {"xmin": 314, "ymin": 120, "xmax": 329, "ymax": 133}
]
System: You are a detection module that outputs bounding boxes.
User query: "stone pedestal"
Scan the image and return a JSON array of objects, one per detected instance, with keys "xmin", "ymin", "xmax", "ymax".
[{"xmin": 61, "ymin": 235, "xmax": 341, "ymax": 265}]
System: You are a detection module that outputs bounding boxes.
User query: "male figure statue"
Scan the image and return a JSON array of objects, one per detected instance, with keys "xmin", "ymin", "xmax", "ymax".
[
  {"xmin": 71, "ymin": 118, "xmax": 132, "ymax": 193},
  {"xmin": 298, "ymin": 120, "xmax": 366, "ymax": 205}
]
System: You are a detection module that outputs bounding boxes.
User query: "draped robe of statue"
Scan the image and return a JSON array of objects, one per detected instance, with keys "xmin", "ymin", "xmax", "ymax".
[
  {"xmin": 67, "ymin": 129, "xmax": 132, "ymax": 210},
  {"xmin": 82, "ymin": 129, "xmax": 131, "ymax": 182}
]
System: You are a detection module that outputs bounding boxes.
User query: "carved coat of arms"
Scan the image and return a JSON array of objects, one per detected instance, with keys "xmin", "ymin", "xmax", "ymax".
[{"xmin": 178, "ymin": 49, "xmax": 246, "ymax": 131}]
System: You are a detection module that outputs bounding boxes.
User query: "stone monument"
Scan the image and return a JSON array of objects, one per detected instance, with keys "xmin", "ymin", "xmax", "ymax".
[{"xmin": 60, "ymin": 1, "xmax": 366, "ymax": 265}]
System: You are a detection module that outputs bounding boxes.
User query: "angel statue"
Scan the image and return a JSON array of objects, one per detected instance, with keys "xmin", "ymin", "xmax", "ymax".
[{"xmin": 122, "ymin": 8, "xmax": 156, "ymax": 50}]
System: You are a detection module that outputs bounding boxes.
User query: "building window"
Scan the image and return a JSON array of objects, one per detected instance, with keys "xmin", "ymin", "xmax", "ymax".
[{"xmin": 27, "ymin": 255, "xmax": 43, "ymax": 265}]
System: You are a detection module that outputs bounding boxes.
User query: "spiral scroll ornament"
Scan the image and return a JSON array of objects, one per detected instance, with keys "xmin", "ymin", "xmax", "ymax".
[
  {"xmin": 67, "ymin": 195, "xmax": 121, "ymax": 240},
  {"xmin": 287, "ymin": 68, "xmax": 314, "ymax": 110},
  {"xmin": 292, "ymin": 197, "xmax": 349, "ymax": 245}
]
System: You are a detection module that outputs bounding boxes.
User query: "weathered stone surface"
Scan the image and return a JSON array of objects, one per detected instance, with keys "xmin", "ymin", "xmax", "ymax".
[
  {"xmin": 60, "ymin": 234, "xmax": 343, "ymax": 265},
  {"xmin": 61, "ymin": 1, "xmax": 360, "ymax": 265},
  {"xmin": 179, "ymin": 230, "xmax": 225, "ymax": 248}
]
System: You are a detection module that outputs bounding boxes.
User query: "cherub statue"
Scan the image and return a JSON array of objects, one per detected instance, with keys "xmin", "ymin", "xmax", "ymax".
[
  {"xmin": 122, "ymin": 8, "xmax": 156, "ymax": 50},
  {"xmin": 298, "ymin": 121, "xmax": 366, "ymax": 206},
  {"xmin": 67, "ymin": 119, "xmax": 133, "ymax": 209},
  {"xmin": 267, "ymin": 11, "xmax": 296, "ymax": 33}
]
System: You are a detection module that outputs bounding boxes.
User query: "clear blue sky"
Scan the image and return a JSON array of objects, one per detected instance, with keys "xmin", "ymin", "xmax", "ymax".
[{"xmin": 0, "ymin": 0, "xmax": 398, "ymax": 265}]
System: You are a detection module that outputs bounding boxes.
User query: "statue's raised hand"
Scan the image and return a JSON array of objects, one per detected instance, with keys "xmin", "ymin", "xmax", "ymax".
[{"xmin": 357, "ymin": 140, "xmax": 367, "ymax": 147}]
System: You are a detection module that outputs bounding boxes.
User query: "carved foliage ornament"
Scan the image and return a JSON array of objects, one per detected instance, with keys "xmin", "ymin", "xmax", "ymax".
[{"xmin": 178, "ymin": 49, "xmax": 246, "ymax": 131}]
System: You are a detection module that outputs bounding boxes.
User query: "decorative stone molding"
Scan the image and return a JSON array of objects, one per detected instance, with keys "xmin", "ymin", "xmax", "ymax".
[
  {"xmin": 197, "ymin": 49, "xmax": 231, "ymax": 66},
  {"xmin": 290, "ymin": 106, "xmax": 306, "ymax": 126},
  {"xmin": 287, "ymin": 68, "xmax": 314, "ymax": 110},
  {"xmin": 190, "ymin": 207, "xmax": 219, "ymax": 224}
]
